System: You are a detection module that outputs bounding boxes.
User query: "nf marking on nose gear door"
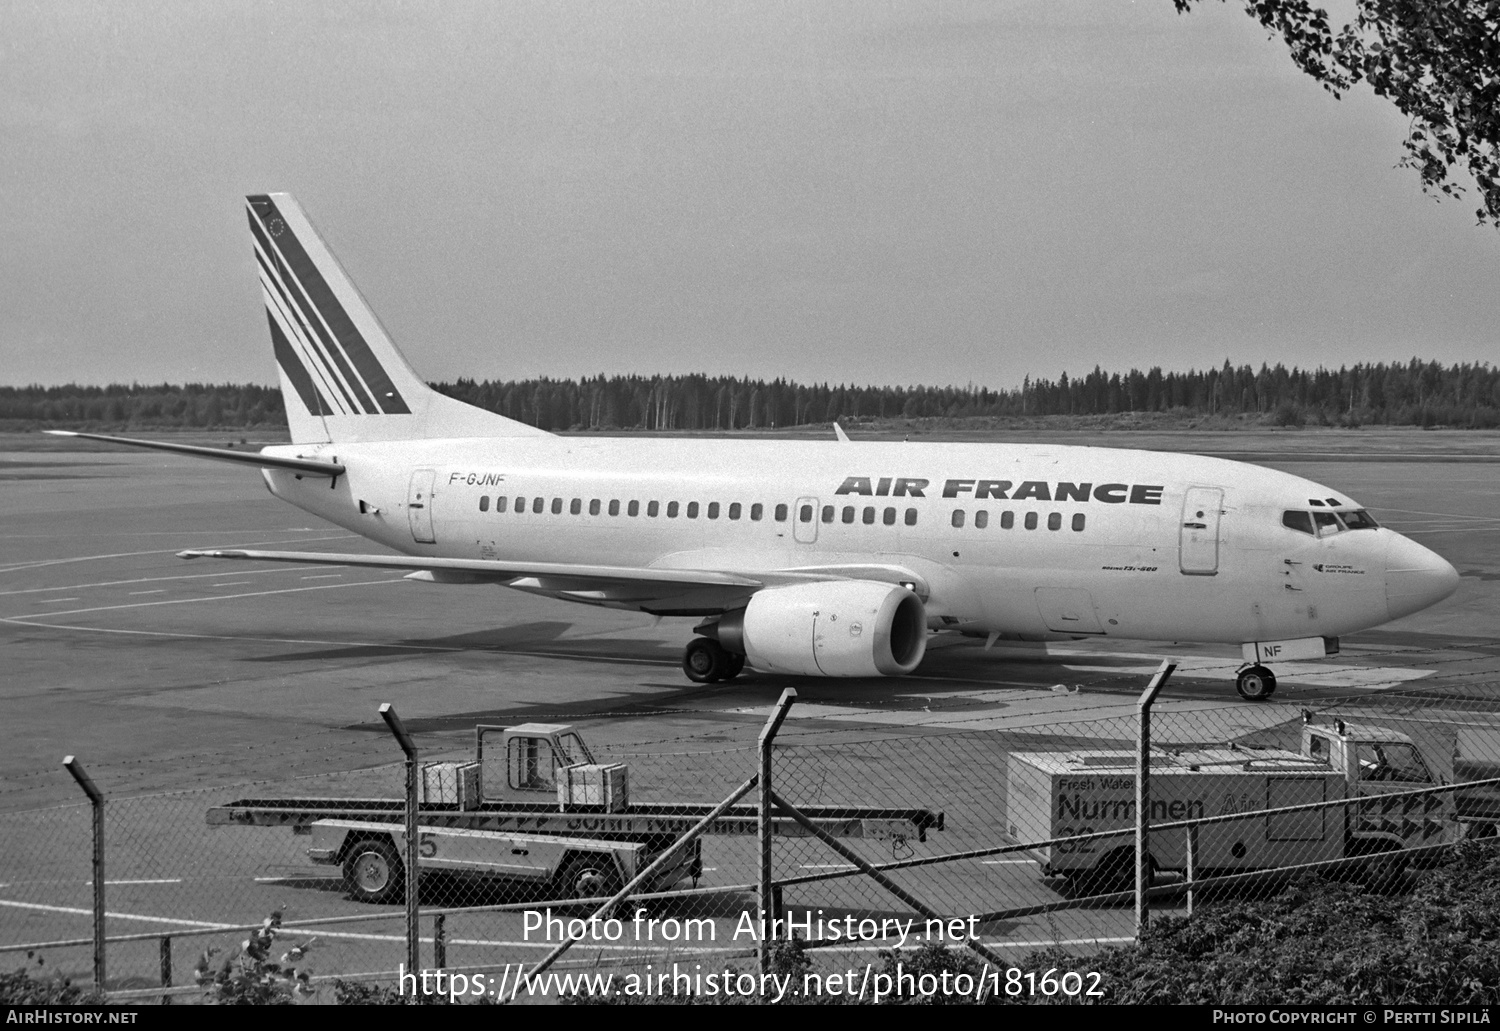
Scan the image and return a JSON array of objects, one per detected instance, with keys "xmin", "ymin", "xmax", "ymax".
[
  {"xmin": 408, "ymin": 468, "xmax": 437, "ymax": 544},
  {"xmin": 1180, "ymin": 486, "xmax": 1223, "ymax": 576}
]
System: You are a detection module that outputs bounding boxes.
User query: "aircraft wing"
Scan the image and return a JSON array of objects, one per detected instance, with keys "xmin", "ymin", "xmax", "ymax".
[
  {"xmin": 45, "ymin": 431, "xmax": 344, "ymax": 477},
  {"xmin": 179, "ymin": 548, "xmax": 762, "ymax": 588},
  {"xmin": 177, "ymin": 549, "xmax": 927, "ymax": 601}
]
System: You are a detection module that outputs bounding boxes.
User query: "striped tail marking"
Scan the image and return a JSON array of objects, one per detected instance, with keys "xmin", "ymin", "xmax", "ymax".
[{"xmin": 246, "ymin": 194, "xmax": 411, "ymax": 417}]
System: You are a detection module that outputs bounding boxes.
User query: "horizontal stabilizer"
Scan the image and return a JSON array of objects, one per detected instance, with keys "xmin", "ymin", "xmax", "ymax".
[{"xmin": 45, "ymin": 431, "xmax": 344, "ymax": 476}]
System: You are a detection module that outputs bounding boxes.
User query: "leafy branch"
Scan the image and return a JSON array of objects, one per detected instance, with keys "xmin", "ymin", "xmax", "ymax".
[{"xmin": 1178, "ymin": 1, "xmax": 1500, "ymax": 226}]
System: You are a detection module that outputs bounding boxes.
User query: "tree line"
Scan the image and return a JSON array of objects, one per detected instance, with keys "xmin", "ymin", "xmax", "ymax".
[{"xmin": 3, "ymin": 359, "xmax": 1498, "ymax": 431}]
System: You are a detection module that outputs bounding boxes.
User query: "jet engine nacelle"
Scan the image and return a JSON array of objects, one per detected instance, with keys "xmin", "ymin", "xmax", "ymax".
[{"xmin": 716, "ymin": 581, "xmax": 927, "ymax": 677}]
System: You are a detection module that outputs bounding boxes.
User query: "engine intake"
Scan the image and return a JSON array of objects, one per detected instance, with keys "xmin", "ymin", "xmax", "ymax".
[{"xmin": 712, "ymin": 581, "xmax": 927, "ymax": 677}]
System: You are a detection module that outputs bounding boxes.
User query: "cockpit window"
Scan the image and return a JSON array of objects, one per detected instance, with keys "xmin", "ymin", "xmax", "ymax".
[
  {"xmin": 1339, "ymin": 509, "xmax": 1379, "ymax": 530},
  {"xmin": 1282, "ymin": 511, "xmax": 1315, "ymax": 535},
  {"xmin": 1313, "ymin": 511, "xmax": 1343, "ymax": 536}
]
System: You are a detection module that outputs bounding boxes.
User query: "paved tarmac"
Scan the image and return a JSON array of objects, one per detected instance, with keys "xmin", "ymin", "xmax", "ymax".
[{"xmin": 1, "ymin": 441, "xmax": 1497, "ymax": 991}]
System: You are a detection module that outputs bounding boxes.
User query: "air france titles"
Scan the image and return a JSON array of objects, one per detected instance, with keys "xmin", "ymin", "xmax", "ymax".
[{"xmin": 833, "ymin": 477, "xmax": 1165, "ymax": 505}]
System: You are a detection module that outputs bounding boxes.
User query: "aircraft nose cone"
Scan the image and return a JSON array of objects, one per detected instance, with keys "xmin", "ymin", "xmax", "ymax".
[{"xmin": 1386, "ymin": 533, "xmax": 1460, "ymax": 620}]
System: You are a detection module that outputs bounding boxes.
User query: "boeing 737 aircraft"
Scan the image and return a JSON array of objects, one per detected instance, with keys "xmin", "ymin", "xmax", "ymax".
[{"xmin": 50, "ymin": 193, "xmax": 1461, "ymax": 700}]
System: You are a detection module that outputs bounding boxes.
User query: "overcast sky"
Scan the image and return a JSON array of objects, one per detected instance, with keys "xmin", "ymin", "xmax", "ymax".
[{"xmin": 3, "ymin": 0, "xmax": 1497, "ymax": 390}]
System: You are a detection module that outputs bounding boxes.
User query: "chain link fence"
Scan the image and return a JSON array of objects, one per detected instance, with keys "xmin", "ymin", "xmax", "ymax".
[{"xmin": 5, "ymin": 668, "xmax": 1500, "ymax": 1004}]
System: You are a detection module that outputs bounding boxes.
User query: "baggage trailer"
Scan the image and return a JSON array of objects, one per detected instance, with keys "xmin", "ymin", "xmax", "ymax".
[
  {"xmin": 1006, "ymin": 717, "xmax": 1458, "ymax": 889},
  {"xmin": 208, "ymin": 723, "xmax": 943, "ymax": 904}
]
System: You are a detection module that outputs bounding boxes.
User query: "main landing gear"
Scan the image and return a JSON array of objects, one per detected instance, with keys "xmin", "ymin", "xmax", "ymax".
[
  {"xmin": 682, "ymin": 637, "xmax": 746, "ymax": 684},
  {"xmin": 1235, "ymin": 664, "xmax": 1278, "ymax": 702}
]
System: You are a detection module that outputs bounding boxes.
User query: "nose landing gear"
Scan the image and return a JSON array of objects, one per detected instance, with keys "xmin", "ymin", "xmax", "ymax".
[
  {"xmin": 682, "ymin": 637, "xmax": 747, "ymax": 684},
  {"xmin": 1235, "ymin": 664, "xmax": 1278, "ymax": 701}
]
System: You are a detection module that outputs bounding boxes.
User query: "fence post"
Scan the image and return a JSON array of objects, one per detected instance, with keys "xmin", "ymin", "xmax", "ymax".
[
  {"xmin": 1184, "ymin": 825, "xmax": 1198, "ymax": 918},
  {"xmin": 1136, "ymin": 660, "xmax": 1175, "ymax": 936},
  {"xmin": 759, "ymin": 688, "xmax": 797, "ymax": 976},
  {"xmin": 159, "ymin": 935, "xmax": 172, "ymax": 1005},
  {"xmin": 379, "ymin": 704, "xmax": 421, "ymax": 991},
  {"xmin": 433, "ymin": 914, "xmax": 446, "ymax": 971},
  {"xmin": 63, "ymin": 756, "xmax": 105, "ymax": 990}
]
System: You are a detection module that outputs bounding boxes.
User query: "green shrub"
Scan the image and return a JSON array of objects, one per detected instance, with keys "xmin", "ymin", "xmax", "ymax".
[
  {"xmin": 0, "ymin": 954, "xmax": 106, "ymax": 1005},
  {"xmin": 194, "ymin": 911, "xmax": 315, "ymax": 1005}
]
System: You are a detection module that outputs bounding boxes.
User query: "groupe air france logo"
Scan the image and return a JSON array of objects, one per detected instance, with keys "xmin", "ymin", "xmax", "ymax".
[{"xmin": 833, "ymin": 476, "xmax": 1166, "ymax": 505}]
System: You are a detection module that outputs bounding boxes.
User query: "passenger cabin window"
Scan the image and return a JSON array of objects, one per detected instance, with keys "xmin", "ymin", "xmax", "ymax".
[
  {"xmin": 1024, "ymin": 512, "xmax": 1038, "ymax": 530},
  {"xmin": 515, "ymin": 496, "xmax": 526, "ymax": 513},
  {"xmin": 1282, "ymin": 511, "xmax": 1315, "ymax": 536},
  {"xmin": 728, "ymin": 503, "xmax": 740, "ymax": 520},
  {"xmin": 821, "ymin": 505, "xmax": 834, "ymax": 524},
  {"xmin": 1072, "ymin": 513, "xmax": 1085, "ymax": 532},
  {"xmin": 532, "ymin": 497, "xmax": 545, "ymax": 514},
  {"xmin": 751, "ymin": 503, "xmax": 764, "ymax": 521},
  {"xmin": 1356, "ymin": 742, "xmax": 1432, "ymax": 784},
  {"xmin": 588, "ymin": 499, "xmax": 600, "ymax": 515},
  {"xmin": 708, "ymin": 502, "xmax": 719, "ymax": 519},
  {"xmin": 551, "ymin": 498, "xmax": 563, "ymax": 515},
  {"xmin": 883, "ymin": 507, "xmax": 896, "ymax": 526},
  {"xmin": 647, "ymin": 501, "xmax": 658, "ymax": 517},
  {"xmin": 627, "ymin": 500, "xmax": 639, "ymax": 517},
  {"xmin": 1047, "ymin": 512, "xmax": 1062, "ymax": 531},
  {"xmin": 496, "ymin": 496, "xmax": 508, "ymax": 514},
  {"xmin": 569, "ymin": 498, "xmax": 581, "ymax": 515},
  {"xmin": 904, "ymin": 508, "xmax": 918, "ymax": 526},
  {"xmin": 843, "ymin": 506, "xmax": 856, "ymax": 524},
  {"xmin": 974, "ymin": 510, "xmax": 988, "ymax": 529},
  {"xmin": 951, "ymin": 510, "xmax": 965, "ymax": 529},
  {"xmin": 1001, "ymin": 511, "xmax": 1014, "ymax": 530},
  {"xmin": 687, "ymin": 502, "xmax": 699, "ymax": 518},
  {"xmin": 667, "ymin": 502, "xmax": 679, "ymax": 518},
  {"xmin": 478, "ymin": 496, "xmax": 489, "ymax": 512},
  {"xmin": 608, "ymin": 500, "xmax": 620, "ymax": 516},
  {"xmin": 862, "ymin": 506, "xmax": 876, "ymax": 525},
  {"xmin": 798, "ymin": 504, "xmax": 812, "ymax": 523}
]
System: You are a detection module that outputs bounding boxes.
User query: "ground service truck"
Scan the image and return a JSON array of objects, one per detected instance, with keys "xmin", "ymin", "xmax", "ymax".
[
  {"xmin": 1007, "ymin": 717, "xmax": 1460, "ymax": 890},
  {"xmin": 207, "ymin": 723, "xmax": 943, "ymax": 904}
]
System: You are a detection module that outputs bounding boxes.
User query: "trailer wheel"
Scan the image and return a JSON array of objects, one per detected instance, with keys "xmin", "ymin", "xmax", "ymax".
[
  {"xmin": 555, "ymin": 855, "xmax": 621, "ymax": 902},
  {"xmin": 343, "ymin": 838, "xmax": 404, "ymax": 904}
]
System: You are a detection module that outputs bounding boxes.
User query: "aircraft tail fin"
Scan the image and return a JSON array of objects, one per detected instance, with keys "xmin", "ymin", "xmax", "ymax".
[{"xmin": 246, "ymin": 193, "xmax": 549, "ymax": 444}]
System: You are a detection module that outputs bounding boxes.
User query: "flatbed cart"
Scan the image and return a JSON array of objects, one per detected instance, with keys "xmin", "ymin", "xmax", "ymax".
[{"xmin": 207, "ymin": 722, "xmax": 943, "ymax": 903}]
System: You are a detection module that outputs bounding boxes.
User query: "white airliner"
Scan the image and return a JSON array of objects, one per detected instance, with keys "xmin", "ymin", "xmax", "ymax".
[{"xmin": 50, "ymin": 193, "xmax": 1461, "ymax": 700}]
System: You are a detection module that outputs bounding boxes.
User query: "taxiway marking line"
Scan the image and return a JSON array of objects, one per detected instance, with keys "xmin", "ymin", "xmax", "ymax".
[
  {"xmin": 0, "ymin": 563, "xmax": 349, "ymax": 597},
  {"xmin": 0, "ymin": 611, "xmax": 678, "ymax": 667},
  {"xmin": 1403, "ymin": 527, "xmax": 1500, "ymax": 536},
  {"xmin": 0, "ymin": 899, "xmax": 745, "ymax": 951},
  {"xmin": 0, "ymin": 534, "xmax": 357, "ymax": 575},
  {"xmin": 210, "ymin": 581, "xmax": 253, "ymax": 587},
  {"xmin": 980, "ymin": 859, "xmax": 1036, "ymax": 865},
  {"xmin": 38, "ymin": 598, "xmax": 79, "ymax": 604},
  {"xmin": 300, "ymin": 574, "xmax": 342, "ymax": 580},
  {"xmin": 6, "ymin": 578, "xmax": 409, "ymax": 620},
  {"xmin": 85, "ymin": 879, "xmax": 183, "ymax": 886},
  {"xmin": 128, "ymin": 590, "xmax": 166, "ymax": 596}
]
